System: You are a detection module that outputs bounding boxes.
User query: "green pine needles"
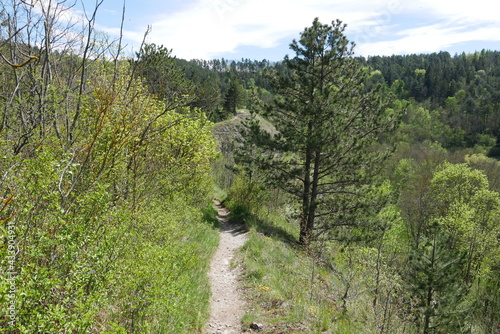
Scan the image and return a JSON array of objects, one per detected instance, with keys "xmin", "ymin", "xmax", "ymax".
[{"xmin": 238, "ymin": 18, "xmax": 401, "ymax": 246}]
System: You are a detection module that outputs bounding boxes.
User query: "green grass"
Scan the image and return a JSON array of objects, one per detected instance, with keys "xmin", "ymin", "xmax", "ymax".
[
  {"xmin": 151, "ymin": 203, "xmax": 220, "ymax": 333},
  {"xmin": 227, "ymin": 206, "xmax": 345, "ymax": 333},
  {"xmin": 228, "ymin": 203, "xmax": 413, "ymax": 333},
  {"xmin": 100, "ymin": 202, "xmax": 220, "ymax": 334},
  {"xmin": 212, "ymin": 185, "xmax": 228, "ymax": 203},
  {"xmin": 212, "ymin": 111, "xmax": 277, "ymax": 154},
  {"xmin": 220, "ymin": 176, "xmax": 413, "ymax": 333},
  {"xmin": 238, "ymin": 233, "xmax": 341, "ymax": 333},
  {"xmin": 181, "ymin": 205, "xmax": 221, "ymax": 332}
]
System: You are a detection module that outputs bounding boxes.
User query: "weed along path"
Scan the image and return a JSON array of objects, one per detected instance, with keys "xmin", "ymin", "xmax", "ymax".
[{"xmin": 206, "ymin": 199, "xmax": 248, "ymax": 334}]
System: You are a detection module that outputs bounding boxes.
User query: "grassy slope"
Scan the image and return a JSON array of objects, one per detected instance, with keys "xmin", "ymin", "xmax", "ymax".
[
  {"xmin": 211, "ymin": 111, "xmax": 395, "ymax": 333},
  {"xmin": 104, "ymin": 203, "xmax": 221, "ymax": 334},
  {"xmin": 212, "ymin": 110, "xmax": 277, "ymax": 153},
  {"xmin": 226, "ymin": 204, "xmax": 367, "ymax": 334},
  {"xmin": 212, "ymin": 111, "xmax": 342, "ymax": 333},
  {"xmin": 211, "ymin": 110, "xmax": 277, "ymax": 190}
]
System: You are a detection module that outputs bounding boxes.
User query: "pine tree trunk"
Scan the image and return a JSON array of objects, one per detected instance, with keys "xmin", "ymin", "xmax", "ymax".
[
  {"xmin": 299, "ymin": 124, "xmax": 314, "ymax": 246},
  {"xmin": 306, "ymin": 149, "xmax": 321, "ymax": 242}
]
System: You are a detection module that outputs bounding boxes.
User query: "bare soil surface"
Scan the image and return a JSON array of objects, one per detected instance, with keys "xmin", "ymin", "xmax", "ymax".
[{"xmin": 206, "ymin": 200, "xmax": 248, "ymax": 334}]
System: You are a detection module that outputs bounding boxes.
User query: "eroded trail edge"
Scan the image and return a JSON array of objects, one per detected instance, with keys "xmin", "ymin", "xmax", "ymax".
[{"xmin": 206, "ymin": 200, "xmax": 248, "ymax": 334}]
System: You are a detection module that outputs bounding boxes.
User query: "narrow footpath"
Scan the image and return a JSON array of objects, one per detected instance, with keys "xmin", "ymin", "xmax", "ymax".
[{"xmin": 206, "ymin": 200, "xmax": 248, "ymax": 334}]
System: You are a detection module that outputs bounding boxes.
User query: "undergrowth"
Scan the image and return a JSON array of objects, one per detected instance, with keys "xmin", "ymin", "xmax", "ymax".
[
  {"xmin": 224, "ymin": 177, "xmax": 366, "ymax": 333},
  {"xmin": 99, "ymin": 201, "xmax": 220, "ymax": 333},
  {"xmin": 222, "ymin": 175, "xmax": 418, "ymax": 333}
]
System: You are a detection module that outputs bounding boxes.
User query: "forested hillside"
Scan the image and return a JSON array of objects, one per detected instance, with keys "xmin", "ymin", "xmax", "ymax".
[
  {"xmin": 180, "ymin": 49, "xmax": 500, "ymax": 155},
  {"xmin": 1, "ymin": 1, "xmax": 499, "ymax": 333}
]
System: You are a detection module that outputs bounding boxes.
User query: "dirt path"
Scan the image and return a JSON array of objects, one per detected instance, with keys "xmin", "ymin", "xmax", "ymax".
[{"xmin": 206, "ymin": 200, "xmax": 248, "ymax": 334}]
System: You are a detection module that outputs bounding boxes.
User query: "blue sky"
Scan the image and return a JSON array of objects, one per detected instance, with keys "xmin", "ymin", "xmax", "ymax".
[{"xmin": 67, "ymin": 0, "xmax": 500, "ymax": 60}]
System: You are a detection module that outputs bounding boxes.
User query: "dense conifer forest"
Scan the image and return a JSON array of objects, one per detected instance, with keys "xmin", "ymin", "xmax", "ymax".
[
  {"xmin": 1, "ymin": 2, "xmax": 499, "ymax": 333},
  {"xmin": 179, "ymin": 49, "xmax": 500, "ymax": 154}
]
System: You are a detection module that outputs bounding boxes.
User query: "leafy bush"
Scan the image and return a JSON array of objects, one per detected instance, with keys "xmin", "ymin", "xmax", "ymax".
[{"xmin": 1, "ymin": 57, "xmax": 218, "ymax": 332}]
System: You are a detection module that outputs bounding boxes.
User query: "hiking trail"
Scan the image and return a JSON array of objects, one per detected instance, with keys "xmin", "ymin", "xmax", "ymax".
[{"xmin": 206, "ymin": 199, "xmax": 248, "ymax": 334}]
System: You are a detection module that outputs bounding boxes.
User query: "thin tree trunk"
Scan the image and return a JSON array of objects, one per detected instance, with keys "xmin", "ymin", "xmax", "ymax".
[
  {"xmin": 299, "ymin": 123, "xmax": 314, "ymax": 246},
  {"xmin": 306, "ymin": 148, "xmax": 321, "ymax": 241},
  {"xmin": 423, "ymin": 233, "xmax": 437, "ymax": 334}
]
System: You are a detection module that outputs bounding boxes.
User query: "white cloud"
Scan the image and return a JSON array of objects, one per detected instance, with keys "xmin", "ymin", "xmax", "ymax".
[
  {"xmin": 380, "ymin": 25, "xmax": 500, "ymax": 56},
  {"xmin": 136, "ymin": 0, "xmax": 383, "ymax": 59},
  {"xmin": 32, "ymin": 0, "xmax": 87, "ymax": 26},
  {"xmin": 357, "ymin": 0, "xmax": 500, "ymax": 56},
  {"xmin": 70, "ymin": 0, "xmax": 499, "ymax": 59},
  {"xmin": 411, "ymin": 0, "xmax": 499, "ymax": 22}
]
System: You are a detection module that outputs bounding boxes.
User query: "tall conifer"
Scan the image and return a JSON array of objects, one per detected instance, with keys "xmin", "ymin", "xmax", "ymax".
[{"xmin": 238, "ymin": 18, "xmax": 400, "ymax": 245}]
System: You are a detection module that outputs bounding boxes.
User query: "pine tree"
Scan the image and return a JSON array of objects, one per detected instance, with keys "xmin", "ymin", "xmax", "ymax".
[
  {"xmin": 238, "ymin": 18, "xmax": 400, "ymax": 245},
  {"xmin": 224, "ymin": 74, "xmax": 245, "ymax": 115},
  {"xmin": 407, "ymin": 225, "xmax": 469, "ymax": 333},
  {"xmin": 133, "ymin": 43, "xmax": 193, "ymax": 109}
]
